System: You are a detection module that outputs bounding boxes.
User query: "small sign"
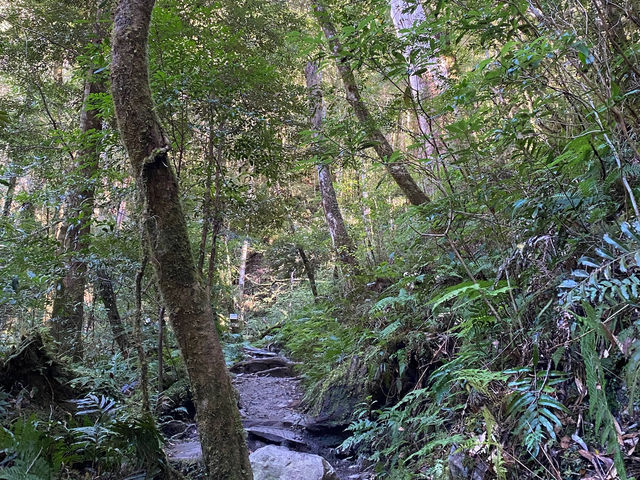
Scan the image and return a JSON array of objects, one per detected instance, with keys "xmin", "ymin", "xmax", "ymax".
[{"xmin": 229, "ymin": 313, "xmax": 238, "ymax": 320}]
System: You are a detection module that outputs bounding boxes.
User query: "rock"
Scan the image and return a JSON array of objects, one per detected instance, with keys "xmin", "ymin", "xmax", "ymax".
[
  {"xmin": 159, "ymin": 419, "xmax": 189, "ymax": 437},
  {"xmin": 230, "ymin": 357, "xmax": 297, "ymax": 377},
  {"xmin": 448, "ymin": 446, "xmax": 488, "ymax": 480},
  {"xmin": 305, "ymin": 356, "xmax": 368, "ymax": 434},
  {"xmin": 244, "ymin": 346, "xmax": 278, "ymax": 358},
  {"xmin": 245, "ymin": 425, "xmax": 307, "ymax": 448},
  {"xmin": 250, "ymin": 445, "xmax": 338, "ymax": 480}
]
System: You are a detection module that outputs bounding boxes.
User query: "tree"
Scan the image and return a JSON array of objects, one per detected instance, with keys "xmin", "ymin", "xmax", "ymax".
[
  {"xmin": 50, "ymin": 15, "xmax": 107, "ymax": 360},
  {"xmin": 389, "ymin": 0, "xmax": 448, "ymax": 159},
  {"xmin": 311, "ymin": 0, "xmax": 430, "ymax": 206},
  {"xmin": 110, "ymin": 0, "xmax": 252, "ymax": 478},
  {"xmin": 305, "ymin": 61, "xmax": 359, "ymax": 271},
  {"xmin": 95, "ymin": 266, "xmax": 129, "ymax": 355}
]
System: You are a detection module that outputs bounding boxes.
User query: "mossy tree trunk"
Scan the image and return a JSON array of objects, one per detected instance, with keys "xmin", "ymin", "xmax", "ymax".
[{"xmin": 110, "ymin": 0, "xmax": 252, "ymax": 478}]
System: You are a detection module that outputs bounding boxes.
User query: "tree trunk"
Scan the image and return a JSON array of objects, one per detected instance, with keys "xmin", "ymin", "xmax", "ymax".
[
  {"xmin": 207, "ymin": 134, "xmax": 225, "ymax": 293},
  {"xmin": 311, "ymin": 0, "xmax": 430, "ymax": 206},
  {"xmin": 134, "ymin": 255, "xmax": 150, "ymax": 414},
  {"xmin": 305, "ymin": 61, "xmax": 360, "ymax": 270},
  {"xmin": 197, "ymin": 142, "xmax": 213, "ymax": 274},
  {"xmin": 289, "ymin": 220, "xmax": 319, "ymax": 300},
  {"xmin": 297, "ymin": 245, "xmax": 318, "ymax": 300},
  {"xmin": 207, "ymin": 214, "xmax": 224, "ymax": 291},
  {"xmin": 356, "ymin": 171, "xmax": 377, "ymax": 266},
  {"xmin": 95, "ymin": 267, "xmax": 129, "ymax": 356},
  {"xmin": 389, "ymin": 0, "xmax": 447, "ymax": 159},
  {"xmin": 2, "ymin": 175, "xmax": 16, "ymax": 217},
  {"xmin": 50, "ymin": 44, "xmax": 106, "ymax": 360},
  {"xmin": 157, "ymin": 306, "xmax": 165, "ymax": 394},
  {"xmin": 110, "ymin": 1, "xmax": 252, "ymax": 477},
  {"xmin": 235, "ymin": 236, "xmax": 249, "ymax": 333}
]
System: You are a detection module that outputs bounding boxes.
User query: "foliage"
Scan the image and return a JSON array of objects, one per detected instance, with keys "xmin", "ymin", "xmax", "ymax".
[
  {"xmin": 504, "ymin": 367, "xmax": 567, "ymax": 457},
  {"xmin": 0, "ymin": 416, "xmax": 71, "ymax": 480},
  {"xmin": 1, "ymin": 0, "xmax": 640, "ymax": 477}
]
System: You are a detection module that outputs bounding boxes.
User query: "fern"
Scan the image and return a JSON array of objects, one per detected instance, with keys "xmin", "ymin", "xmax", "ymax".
[
  {"xmin": 482, "ymin": 407, "xmax": 506, "ymax": 480},
  {"xmin": 340, "ymin": 390, "xmax": 464, "ymax": 475},
  {"xmin": 370, "ymin": 288, "xmax": 416, "ymax": 314},
  {"xmin": 504, "ymin": 367, "xmax": 567, "ymax": 457},
  {"xmin": 0, "ymin": 416, "xmax": 69, "ymax": 480},
  {"xmin": 560, "ymin": 221, "xmax": 640, "ymax": 305},
  {"xmin": 559, "ymin": 224, "xmax": 636, "ymax": 479},
  {"xmin": 428, "ymin": 280, "xmax": 511, "ymax": 313},
  {"xmin": 576, "ymin": 305, "xmax": 627, "ymax": 479}
]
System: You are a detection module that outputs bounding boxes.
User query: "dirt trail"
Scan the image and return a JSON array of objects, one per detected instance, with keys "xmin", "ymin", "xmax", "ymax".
[{"xmin": 166, "ymin": 348, "xmax": 370, "ymax": 479}]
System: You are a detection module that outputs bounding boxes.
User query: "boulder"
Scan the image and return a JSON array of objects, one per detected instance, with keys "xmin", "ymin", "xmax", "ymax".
[
  {"xmin": 250, "ymin": 445, "xmax": 338, "ymax": 480},
  {"xmin": 305, "ymin": 356, "xmax": 368, "ymax": 434}
]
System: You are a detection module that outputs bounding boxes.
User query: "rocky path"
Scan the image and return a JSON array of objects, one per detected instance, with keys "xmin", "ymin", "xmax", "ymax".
[{"xmin": 166, "ymin": 346, "xmax": 370, "ymax": 479}]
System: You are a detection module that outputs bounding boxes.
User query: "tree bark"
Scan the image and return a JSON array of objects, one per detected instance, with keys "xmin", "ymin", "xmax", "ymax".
[
  {"xmin": 110, "ymin": 0, "xmax": 252, "ymax": 477},
  {"xmin": 289, "ymin": 220, "xmax": 319, "ymax": 300},
  {"xmin": 95, "ymin": 267, "xmax": 129, "ymax": 356},
  {"xmin": 205, "ymin": 130, "xmax": 225, "ymax": 293},
  {"xmin": 305, "ymin": 61, "xmax": 360, "ymax": 270},
  {"xmin": 197, "ymin": 139, "xmax": 213, "ymax": 274},
  {"xmin": 51, "ymin": 41, "xmax": 106, "ymax": 360},
  {"xmin": 311, "ymin": 0, "xmax": 430, "ymax": 206},
  {"xmin": 356, "ymin": 171, "xmax": 377, "ymax": 266}
]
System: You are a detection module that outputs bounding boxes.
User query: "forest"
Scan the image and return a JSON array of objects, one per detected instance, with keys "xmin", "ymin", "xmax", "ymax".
[{"xmin": 0, "ymin": 0, "xmax": 639, "ymax": 479}]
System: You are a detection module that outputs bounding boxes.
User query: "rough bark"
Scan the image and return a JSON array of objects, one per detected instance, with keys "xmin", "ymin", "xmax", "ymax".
[
  {"xmin": 110, "ymin": 0, "xmax": 252, "ymax": 478},
  {"xmin": 305, "ymin": 61, "xmax": 360, "ymax": 270},
  {"xmin": 311, "ymin": 0, "xmax": 430, "ymax": 206},
  {"xmin": 51, "ymin": 54, "xmax": 105, "ymax": 360},
  {"xmin": 95, "ymin": 267, "xmax": 129, "ymax": 355}
]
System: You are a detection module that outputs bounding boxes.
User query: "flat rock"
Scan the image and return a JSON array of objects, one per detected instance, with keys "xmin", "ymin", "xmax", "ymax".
[
  {"xmin": 250, "ymin": 445, "xmax": 338, "ymax": 480},
  {"xmin": 167, "ymin": 440, "xmax": 202, "ymax": 462},
  {"xmin": 244, "ymin": 346, "xmax": 278, "ymax": 358},
  {"xmin": 246, "ymin": 425, "xmax": 306, "ymax": 448},
  {"xmin": 230, "ymin": 356, "xmax": 296, "ymax": 376}
]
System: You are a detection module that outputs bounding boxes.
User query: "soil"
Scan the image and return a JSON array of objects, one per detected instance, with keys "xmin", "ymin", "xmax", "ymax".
[{"xmin": 166, "ymin": 349, "xmax": 371, "ymax": 479}]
